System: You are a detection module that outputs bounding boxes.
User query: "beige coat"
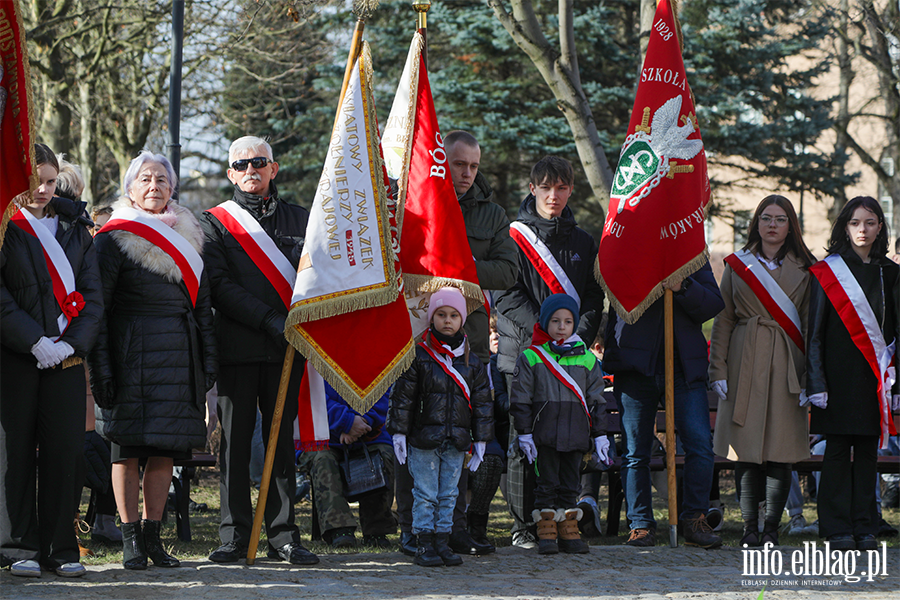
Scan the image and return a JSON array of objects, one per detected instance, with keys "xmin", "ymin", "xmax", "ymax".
[{"xmin": 709, "ymin": 253, "xmax": 811, "ymax": 463}]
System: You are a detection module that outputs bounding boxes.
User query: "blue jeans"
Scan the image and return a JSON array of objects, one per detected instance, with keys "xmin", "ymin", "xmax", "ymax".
[
  {"xmin": 408, "ymin": 443, "xmax": 465, "ymax": 534},
  {"xmin": 616, "ymin": 370, "xmax": 714, "ymax": 530}
]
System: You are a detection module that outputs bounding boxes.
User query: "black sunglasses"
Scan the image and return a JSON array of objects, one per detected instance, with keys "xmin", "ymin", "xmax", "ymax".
[{"xmin": 231, "ymin": 157, "xmax": 270, "ymax": 171}]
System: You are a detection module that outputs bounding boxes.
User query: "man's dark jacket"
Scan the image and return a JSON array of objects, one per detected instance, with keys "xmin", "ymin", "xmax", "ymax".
[
  {"xmin": 494, "ymin": 194, "xmax": 605, "ymax": 374},
  {"xmin": 201, "ymin": 183, "xmax": 309, "ymax": 365},
  {"xmin": 603, "ymin": 262, "xmax": 723, "ymax": 385}
]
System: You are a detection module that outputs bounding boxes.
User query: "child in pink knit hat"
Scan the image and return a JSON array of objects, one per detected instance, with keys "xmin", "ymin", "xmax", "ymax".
[{"xmin": 387, "ymin": 287, "xmax": 493, "ymax": 567}]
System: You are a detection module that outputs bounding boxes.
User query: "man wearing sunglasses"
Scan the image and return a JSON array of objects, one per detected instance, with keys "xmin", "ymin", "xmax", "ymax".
[{"xmin": 201, "ymin": 136, "xmax": 317, "ymax": 566}]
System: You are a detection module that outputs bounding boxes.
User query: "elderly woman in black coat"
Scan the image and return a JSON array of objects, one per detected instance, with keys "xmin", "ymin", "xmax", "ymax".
[
  {"xmin": 89, "ymin": 151, "xmax": 216, "ymax": 570},
  {"xmin": 1, "ymin": 144, "xmax": 103, "ymax": 578}
]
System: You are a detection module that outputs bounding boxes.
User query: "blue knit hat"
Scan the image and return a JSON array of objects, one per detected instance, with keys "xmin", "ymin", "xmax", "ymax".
[{"xmin": 539, "ymin": 294, "xmax": 579, "ymax": 333}]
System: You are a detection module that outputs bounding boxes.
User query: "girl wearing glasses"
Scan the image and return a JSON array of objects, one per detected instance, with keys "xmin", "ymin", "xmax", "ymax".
[
  {"xmin": 805, "ymin": 196, "xmax": 898, "ymax": 551},
  {"xmin": 709, "ymin": 195, "xmax": 816, "ymax": 547}
]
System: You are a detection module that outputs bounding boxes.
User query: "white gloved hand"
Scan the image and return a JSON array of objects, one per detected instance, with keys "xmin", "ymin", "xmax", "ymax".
[
  {"xmin": 594, "ymin": 436, "xmax": 612, "ymax": 465},
  {"xmin": 392, "ymin": 433, "xmax": 407, "ymax": 465},
  {"xmin": 518, "ymin": 433, "xmax": 537, "ymax": 464},
  {"xmin": 799, "ymin": 389, "xmax": 810, "ymax": 408},
  {"xmin": 54, "ymin": 340, "xmax": 75, "ymax": 362},
  {"xmin": 468, "ymin": 441, "xmax": 486, "ymax": 472},
  {"xmin": 31, "ymin": 336, "xmax": 61, "ymax": 369},
  {"xmin": 891, "ymin": 394, "xmax": 900, "ymax": 412},
  {"xmin": 711, "ymin": 380, "xmax": 728, "ymax": 401},
  {"xmin": 809, "ymin": 392, "xmax": 828, "ymax": 410}
]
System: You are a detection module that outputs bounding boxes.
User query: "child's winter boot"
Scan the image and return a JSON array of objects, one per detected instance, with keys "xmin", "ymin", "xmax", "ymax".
[
  {"xmin": 414, "ymin": 531, "xmax": 443, "ymax": 567},
  {"xmin": 558, "ymin": 508, "xmax": 589, "ymax": 554},
  {"xmin": 533, "ymin": 509, "xmax": 561, "ymax": 555}
]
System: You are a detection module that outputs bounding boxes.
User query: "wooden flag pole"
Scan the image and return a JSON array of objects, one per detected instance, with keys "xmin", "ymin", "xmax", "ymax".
[
  {"xmin": 246, "ymin": 345, "xmax": 295, "ymax": 564},
  {"xmin": 333, "ymin": 0, "xmax": 380, "ymax": 130},
  {"xmin": 664, "ymin": 288, "xmax": 678, "ymax": 547}
]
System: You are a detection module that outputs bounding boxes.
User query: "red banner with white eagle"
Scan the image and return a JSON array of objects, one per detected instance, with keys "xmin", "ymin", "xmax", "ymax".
[
  {"xmin": 596, "ymin": 0, "xmax": 710, "ymax": 323},
  {"xmin": 0, "ymin": 0, "xmax": 37, "ymax": 248}
]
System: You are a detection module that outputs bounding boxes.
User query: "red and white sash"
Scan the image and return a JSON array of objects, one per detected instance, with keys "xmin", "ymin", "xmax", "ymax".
[
  {"xmin": 810, "ymin": 254, "xmax": 897, "ymax": 446},
  {"xmin": 100, "ymin": 206, "xmax": 204, "ymax": 306},
  {"xmin": 205, "ymin": 201, "xmax": 331, "ymax": 451},
  {"xmin": 509, "ymin": 221, "xmax": 581, "ymax": 306},
  {"xmin": 528, "ymin": 340, "xmax": 592, "ymax": 426},
  {"xmin": 419, "ymin": 341, "xmax": 471, "ymax": 405},
  {"xmin": 11, "ymin": 208, "xmax": 82, "ymax": 338},
  {"xmin": 724, "ymin": 250, "xmax": 804, "ymax": 352},
  {"xmin": 206, "ymin": 201, "xmax": 296, "ymax": 309}
]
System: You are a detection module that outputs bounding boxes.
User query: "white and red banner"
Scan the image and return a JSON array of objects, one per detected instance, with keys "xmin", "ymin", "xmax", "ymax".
[
  {"xmin": 384, "ymin": 32, "xmax": 483, "ymax": 339},
  {"xmin": 724, "ymin": 250, "xmax": 804, "ymax": 352},
  {"xmin": 596, "ymin": 0, "xmax": 710, "ymax": 323},
  {"xmin": 11, "ymin": 208, "xmax": 82, "ymax": 336},
  {"xmin": 1, "ymin": 0, "xmax": 37, "ymax": 249},
  {"xmin": 810, "ymin": 255, "xmax": 897, "ymax": 447},
  {"xmin": 511, "ymin": 221, "xmax": 581, "ymax": 307},
  {"xmin": 99, "ymin": 206, "xmax": 203, "ymax": 306},
  {"xmin": 286, "ymin": 42, "xmax": 414, "ymax": 414},
  {"xmin": 530, "ymin": 343, "xmax": 591, "ymax": 425},
  {"xmin": 295, "ymin": 362, "xmax": 331, "ymax": 452},
  {"xmin": 419, "ymin": 341, "xmax": 470, "ymax": 404}
]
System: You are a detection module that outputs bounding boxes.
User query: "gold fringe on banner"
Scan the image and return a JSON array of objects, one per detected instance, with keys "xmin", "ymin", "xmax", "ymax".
[
  {"xmin": 402, "ymin": 273, "xmax": 485, "ymax": 314},
  {"xmin": 287, "ymin": 321, "xmax": 414, "ymax": 415},
  {"xmin": 596, "ymin": 246, "xmax": 709, "ymax": 325}
]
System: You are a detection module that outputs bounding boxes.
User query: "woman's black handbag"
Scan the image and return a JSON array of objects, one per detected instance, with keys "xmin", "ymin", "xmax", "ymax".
[{"xmin": 340, "ymin": 444, "xmax": 387, "ymax": 499}]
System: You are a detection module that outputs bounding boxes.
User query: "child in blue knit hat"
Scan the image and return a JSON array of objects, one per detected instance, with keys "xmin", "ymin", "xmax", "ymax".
[{"xmin": 509, "ymin": 293, "xmax": 609, "ymax": 555}]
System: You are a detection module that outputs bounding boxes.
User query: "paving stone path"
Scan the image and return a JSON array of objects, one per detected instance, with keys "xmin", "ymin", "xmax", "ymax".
[{"xmin": 3, "ymin": 544, "xmax": 898, "ymax": 599}]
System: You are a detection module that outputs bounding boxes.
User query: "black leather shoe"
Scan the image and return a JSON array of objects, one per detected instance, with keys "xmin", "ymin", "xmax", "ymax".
[
  {"xmin": 826, "ymin": 534, "xmax": 856, "ymax": 551},
  {"xmin": 267, "ymin": 542, "xmax": 319, "ymax": 565},
  {"xmin": 855, "ymin": 534, "xmax": 877, "ymax": 551},
  {"xmin": 399, "ymin": 531, "xmax": 417, "ymax": 557},
  {"xmin": 449, "ymin": 529, "xmax": 494, "ymax": 555},
  {"xmin": 208, "ymin": 541, "xmax": 247, "ymax": 563}
]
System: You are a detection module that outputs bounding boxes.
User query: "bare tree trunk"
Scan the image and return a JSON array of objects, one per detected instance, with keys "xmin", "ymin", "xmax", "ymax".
[
  {"xmin": 488, "ymin": 0, "xmax": 613, "ymax": 217},
  {"xmin": 830, "ymin": 0, "xmax": 852, "ymax": 224},
  {"xmin": 639, "ymin": 0, "xmax": 656, "ymax": 61}
]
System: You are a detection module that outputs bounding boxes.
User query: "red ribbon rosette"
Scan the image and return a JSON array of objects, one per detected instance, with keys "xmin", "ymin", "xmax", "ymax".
[{"xmin": 63, "ymin": 291, "xmax": 85, "ymax": 318}]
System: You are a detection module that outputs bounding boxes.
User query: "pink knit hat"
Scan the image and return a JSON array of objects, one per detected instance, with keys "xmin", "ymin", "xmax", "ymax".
[{"xmin": 427, "ymin": 287, "xmax": 468, "ymax": 325}]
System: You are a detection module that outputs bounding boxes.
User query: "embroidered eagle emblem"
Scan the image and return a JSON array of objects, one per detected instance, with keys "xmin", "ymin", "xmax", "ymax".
[{"xmin": 612, "ymin": 95, "xmax": 703, "ymax": 214}]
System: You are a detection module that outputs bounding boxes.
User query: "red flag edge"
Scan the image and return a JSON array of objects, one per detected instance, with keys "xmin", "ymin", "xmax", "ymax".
[
  {"xmin": 595, "ymin": 244, "xmax": 710, "ymax": 325},
  {"xmin": 1, "ymin": 0, "xmax": 39, "ymax": 249},
  {"xmin": 288, "ymin": 314, "xmax": 414, "ymax": 415}
]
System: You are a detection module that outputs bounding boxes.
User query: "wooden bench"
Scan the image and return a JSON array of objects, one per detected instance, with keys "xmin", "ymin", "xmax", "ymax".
[
  {"xmin": 601, "ymin": 391, "xmax": 900, "ymax": 536},
  {"xmin": 171, "ymin": 452, "xmax": 217, "ymax": 541}
]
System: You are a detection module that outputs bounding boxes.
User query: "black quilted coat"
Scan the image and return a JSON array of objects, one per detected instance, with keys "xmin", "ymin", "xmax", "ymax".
[
  {"xmin": 90, "ymin": 202, "xmax": 216, "ymax": 452},
  {"xmin": 387, "ymin": 343, "xmax": 494, "ymax": 451},
  {"xmin": 1, "ymin": 197, "xmax": 103, "ymax": 357}
]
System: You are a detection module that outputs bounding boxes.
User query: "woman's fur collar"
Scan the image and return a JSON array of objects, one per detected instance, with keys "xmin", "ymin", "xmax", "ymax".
[{"xmin": 109, "ymin": 197, "xmax": 204, "ymax": 284}]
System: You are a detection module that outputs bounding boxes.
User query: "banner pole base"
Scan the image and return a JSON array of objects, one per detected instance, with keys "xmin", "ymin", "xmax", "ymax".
[{"xmin": 669, "ymin": 525, "xmax": 678, "ymax": 548}]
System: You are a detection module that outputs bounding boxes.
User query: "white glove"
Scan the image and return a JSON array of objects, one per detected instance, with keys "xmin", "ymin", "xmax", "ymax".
[
  {"xmin": 711, "ymin": 380, "xmax": 727, "ymax": 401},
  {"xmin": 594, "ymin": 436, "xmax": 611, "ymax": 465},
  {"xmin": 468, "ymin": 441, "xmax": 486, "ymax": 472},
  {"xmin": 31, "ymin": 336, "xmax": 61, "ymax": 369},
  {"xmin": 809, "ymin": 392, "xmax": 828, "ymax": 410},
  {"xmin": 891, "ymin": 394, "xmax": 900, "ymax": 412},
  {"xmin": 799, "ymin": 389, "xmax": 810, "ymax": 407},
  {"xmin": 518, "ymin": 433, "xmax": 537, "ymax": 464},
  {"xmin": 54, "ymin": 340, "xmax": 75, "ymax": 362},
  {"xmin": 392, "ymin": 433, "xmax": 407, "ymax": 465}
]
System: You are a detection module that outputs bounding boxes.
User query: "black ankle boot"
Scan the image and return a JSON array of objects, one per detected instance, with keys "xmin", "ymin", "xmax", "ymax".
[
  {"xmin": 466, "ymin": 512, "xmax": 496, "ymax": 553},
  {"xmin": 434, "ymin": 532, "xmax": 463, "ymax": 566},
  {"xmin": 413, "ymin": 532, "xmax": 443, "ymax": 567},
  {"xmin": 141, "ymin": 519, "xmax": 180, "ymax": 567},
  {"xmin": 741, "ymin": 521, "xmax": 761, "ymax": 547},
  {"xmin": 761, "ymin": 520, "xmax": 779, "ymax": 546},
  {"xmin": 121, "ymin": 521, "xmax": 148, "ymax": 570}
]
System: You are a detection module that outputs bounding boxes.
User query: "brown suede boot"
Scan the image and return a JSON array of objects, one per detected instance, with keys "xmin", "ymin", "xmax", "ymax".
[
  {"xmin": 558, "ymin": 508, "xmax": 589, "ymax": 554},
  {"xmin": 532, "ymin": 509, "xmax": 560, "ymax": 555}
]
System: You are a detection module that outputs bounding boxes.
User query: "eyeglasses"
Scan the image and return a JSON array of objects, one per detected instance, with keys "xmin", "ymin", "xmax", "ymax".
[
  {"xmin": 231, "ymin": 157, "xmax": 270, "ymax": 171},
  {"xmin": 760, "ymin": 215, "xmax": 788, "ymax": 227}
]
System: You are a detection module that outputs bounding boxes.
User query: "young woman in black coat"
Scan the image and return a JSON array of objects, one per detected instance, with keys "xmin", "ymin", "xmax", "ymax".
[
  {"xmin": 1, "ymin": 144, "xmax": 103, "ymax": 578},
  {"xmin": 806, "ymin": 196, "xmax": 900, "ymax": 552}
]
